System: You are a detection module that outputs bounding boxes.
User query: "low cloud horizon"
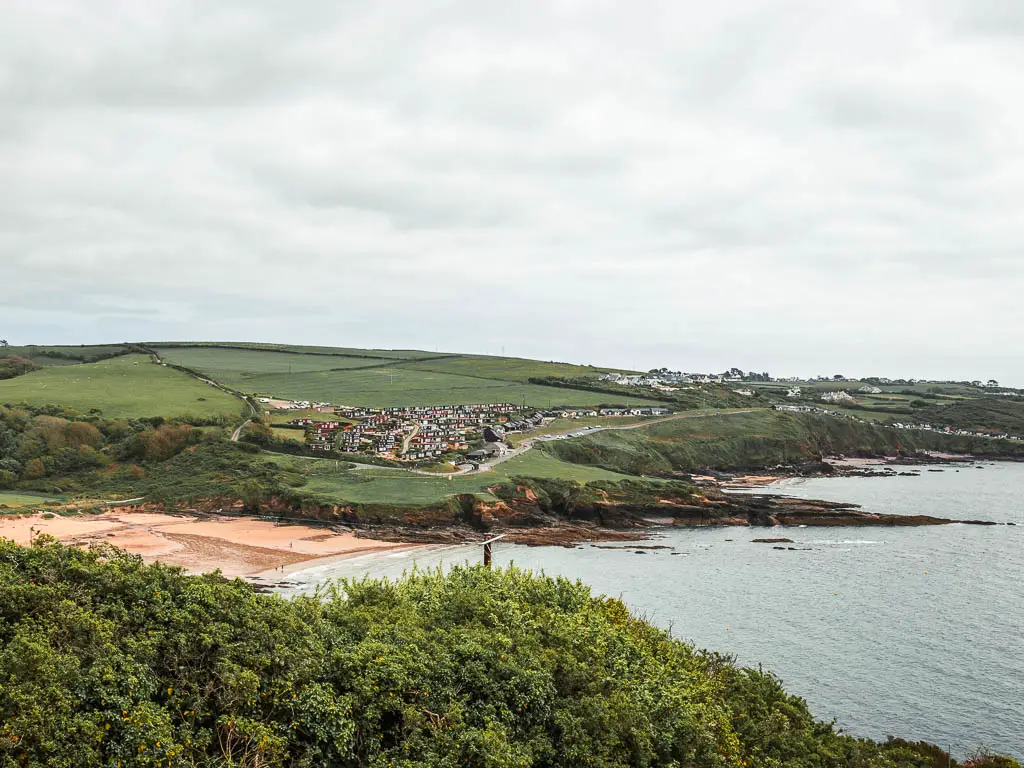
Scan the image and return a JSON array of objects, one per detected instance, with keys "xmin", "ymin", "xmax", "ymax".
[{"xmin": 3, "ymin": 0, "xmax": 1023, "ymax": 385}]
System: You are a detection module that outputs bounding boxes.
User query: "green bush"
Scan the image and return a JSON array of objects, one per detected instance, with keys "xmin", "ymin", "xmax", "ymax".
[{"xmin": 1, "ymin": 538, "xmax": 1011, "ymax": 768}]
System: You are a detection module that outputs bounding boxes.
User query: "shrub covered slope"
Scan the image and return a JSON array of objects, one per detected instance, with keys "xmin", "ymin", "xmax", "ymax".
[
  {"xmin": 1, "ymin": 539, "xmax": 1018, "ymax": 768},
  {"xmin": 541, "ymin": 411, "xmax": 1024, "ymax": 476}
]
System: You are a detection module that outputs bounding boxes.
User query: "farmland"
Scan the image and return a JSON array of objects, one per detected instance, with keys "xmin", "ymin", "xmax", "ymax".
[
  {"xmin": 0, "ymin": 354, "xmax": 242, "ymax": 420},
  {"xmin": 399, "ymin": 355, "xmax": 634, "ymax": 383},
  {"xmin": 150, "ymin": 344, "xmax": 658, "ymax": 408},
  {"xmin": 151, "ymin": 341, "xmax": 438, "ymax": 360},
  {"xmin": 153, "ymin": 346, "xmax": 411, "ymax": 381},
  {"xmin": 233, "ymin": 367, "xmax": 658, "ymax": 408}
]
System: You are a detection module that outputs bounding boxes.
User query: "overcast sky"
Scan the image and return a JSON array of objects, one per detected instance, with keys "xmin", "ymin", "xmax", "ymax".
[{"xmin": 2, "ymin": 1, "xmax": 1023, "ymax": 383}]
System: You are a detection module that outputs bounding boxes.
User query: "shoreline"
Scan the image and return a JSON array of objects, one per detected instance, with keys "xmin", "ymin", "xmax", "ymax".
[
  {"xmin": 0, "ymin": 510, "xmax": 411, "ymax": 578},
  {"xmin": 1, "ymin": 455, "xmax": 1012, "ymax": 577}
]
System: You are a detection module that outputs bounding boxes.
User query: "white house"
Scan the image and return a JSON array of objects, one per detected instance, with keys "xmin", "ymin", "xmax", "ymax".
[{"xmin": 821, "ymin": 391, "xmax": 855, "ymax": 404}]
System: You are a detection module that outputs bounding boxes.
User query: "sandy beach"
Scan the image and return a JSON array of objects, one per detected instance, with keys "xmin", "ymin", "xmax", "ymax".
[{"xmin": 0, "ymin": 511, "xmax": 410, "ymax": 578}]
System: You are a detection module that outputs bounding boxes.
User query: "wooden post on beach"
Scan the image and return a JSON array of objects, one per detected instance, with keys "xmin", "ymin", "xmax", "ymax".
[{"xmin": 481, "ymin": 534, "xmax": 505, "ymax": 568}]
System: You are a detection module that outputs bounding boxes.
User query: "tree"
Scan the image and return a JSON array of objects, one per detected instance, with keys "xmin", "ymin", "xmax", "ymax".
[
  {"xmin": 22, "ymin": 457, "xmax": 45, "ymax": 479},
  {"xmin": 0, "ymin": 339, "xmax": 8, "ymax": 347},
  {"xmin": 66, "ymin": 421, "xmax": 103, "ymax": 449}
]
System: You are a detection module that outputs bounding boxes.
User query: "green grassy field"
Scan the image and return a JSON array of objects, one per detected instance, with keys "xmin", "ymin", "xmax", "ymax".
[
  {"xmin": 151, "ymin": 342, "xmax": 437, "ymax": 360},
  {"xmin": 0, "ymin": 492, "xmax": 60, "ymax": 509},
  {"xmin": 208, "ymin": 366, "xmax": 659, "ymax": 408},
  {"xmin": 146, "ymin": 343, "xmax": 657, "ymax": 408},
  {"xmin": 261, "ymin": 448, "xmax": 635, "ymax": 506},
  {"xmin": 270, "ymin": 427, "xmax": 305, "ymax": 443},
  {"xmin": 0, "ymin": 355, "xmax": 242, "ymax": 420},
  {"xmin": 822, "ymin": 406, "xmax": 901, "ymax": 422},
  {"xmin": 154, "ymin": 346, "xmax": 406, "ymax": 381},
  {"xmin": 400, "ymin": 355, "xmax": 635, "ymax": 383}
]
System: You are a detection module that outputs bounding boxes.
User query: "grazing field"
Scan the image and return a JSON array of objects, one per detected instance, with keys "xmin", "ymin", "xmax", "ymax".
[
  {"xmin": 209, "ymin": 366, "xmax": 660, "ymax": 408},
  {"xmin": 400, "ymin": 355, "xmax": 635, "ymax": 383},
  {"xmin": 0, "ymin": 492, "xmax": 60, "ymax": 510},
  {"xmin": 822, "ymin": 406, "xmax": 902, "ymax": 423},
  {"xmin": 152, "ymin": 341, "xmax": 437, "ymax": 360},
  {"xmin": 0, "ymin": 355, "xmax": 242, "ymax": 420},
  {"xmin": 270, "ymin": 427, "xmax": 305, "ymax": 443},
  {"xmin": 145, "ymin": 343, "xmax": 658, "ymax": 408},
  {"xmin": 261, "ymin": 448, "xmax": 636, "ymax": 506},
  {"xmin": 265, "ymin": 409, "xmax": 351, "ymax": 426},
  {"xmin": 154, "ymin": 346, "xmax": 405, "ymax": 383}
]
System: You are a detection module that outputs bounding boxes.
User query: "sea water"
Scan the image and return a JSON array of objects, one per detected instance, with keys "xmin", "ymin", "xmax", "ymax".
[{"xmin": 279, "ymin": 462, "xmax": 1024, "ymax": 758}]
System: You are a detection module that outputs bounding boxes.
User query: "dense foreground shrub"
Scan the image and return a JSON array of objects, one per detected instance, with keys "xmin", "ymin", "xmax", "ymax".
[{"xmin": 0, "ymin": 538, "xmax": 1017, "ymax": 768}]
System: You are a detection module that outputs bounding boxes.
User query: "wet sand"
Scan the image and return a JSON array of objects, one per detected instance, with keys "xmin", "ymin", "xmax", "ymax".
[{"xmin": 0, "ymin": 511, "xmax": 409, "ymax": 578}]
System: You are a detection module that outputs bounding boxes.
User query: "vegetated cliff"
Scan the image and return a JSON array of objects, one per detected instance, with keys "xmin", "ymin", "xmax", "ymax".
[
  {"xmin": 2, "ymin": 538, "xmax": 1020, "ymax": 768},
  {"xmin": 540, "ymin": 410, "xmax": 1024, "ymax": 476},
  {"xmin": 199, "ymin": 475, "xmax": 997, "ymax": 546}
]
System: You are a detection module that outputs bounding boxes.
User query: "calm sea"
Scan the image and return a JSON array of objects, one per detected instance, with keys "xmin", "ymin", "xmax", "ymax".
[{"xmin": 279, "ymin": 462, "xmax": 1024, "ymax": 758}]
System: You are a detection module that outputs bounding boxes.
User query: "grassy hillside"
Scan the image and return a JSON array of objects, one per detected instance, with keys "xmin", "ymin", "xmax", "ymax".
[
  {"xmin": 400, "ymin": 354, "xmax": 634, "ymax": 382},
  {"xmin": 0, "ymin": 355, "xmax": 241, "ymax": 420},
  {"xmin": 151, "ymin": 341, "xmax": 439, "ymax": 360},
  {"xmin": 226, "ymin": 366, "xmax": 658, "ymax": 408},
  {"xmin": 154, "ymin": 345, "xmax": 411, "ymax": 379},
  {"xmin": 6, "ymin": 542, "xmax": 1000, "ymax": 768},
  {"xmin": 0, "ymin": 343, "xmax": 134, "ymax": 366},
  {"xmin": 149, "ymin": 343, "xmax": 658, "ymax": 408},
  {"xmin": 541, "ymin": 410, "xmax": 1024, "ymax": 475},
  {"xmin": 915, "ymin": 397, "xmax": 1024, "ymax": 436},
  {"xmin": 0, "ymin": 491, "xmax": 61, "ymax": 510},
  {"xmin": 259, "ymin": 448, "xmax": 635, "ymax": 507},
  {"xmin": 44, "ymin": 440, "xmax": 637, "ymax": 509}
]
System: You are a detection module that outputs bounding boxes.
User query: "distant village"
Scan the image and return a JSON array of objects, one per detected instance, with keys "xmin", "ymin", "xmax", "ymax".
[
  {"xmin": 602, "ymin": 369, "xmax": 1007, "ymax": 391},
  {"xmin": 259, "ymin": 366, "xmax": 1019, "ymax": 463},
  {"xmin": 280, "ymin": 401, "xmax": 670, "ymax": 462}
]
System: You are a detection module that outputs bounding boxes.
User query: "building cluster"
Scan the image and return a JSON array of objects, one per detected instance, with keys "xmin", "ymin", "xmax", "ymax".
[
  {"xmin": 536, "ymin": 406, "xmax": 670, "ymax": 418},
  {"xmin": 291, "ymin": 403, "xmax": 523, "ymax": 460},
  {"xmin": 820, "ymin": 390, "xmax": 856, "ymax": 404},
  {"xmin": 262, "ymin": 399, "xmax": 332, "ymax": 410},
  {"xmin": 599, "ymin": 371, "xmax": 735, "ymax": 387},
  {"xmin": 285, "ymin": 401, "xmax": 675, "ymax": 462}
]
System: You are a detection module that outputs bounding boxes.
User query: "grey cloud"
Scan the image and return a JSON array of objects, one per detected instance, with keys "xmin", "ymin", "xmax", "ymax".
[{"xmin": 2, "ymin": 0, "xmax": 1024, "ymax": 384}]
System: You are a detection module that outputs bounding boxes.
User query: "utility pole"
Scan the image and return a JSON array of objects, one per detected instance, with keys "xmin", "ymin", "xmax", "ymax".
[{"xmin": 481, "ymin": 534, "xmax": 505, "ymax": 567}]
